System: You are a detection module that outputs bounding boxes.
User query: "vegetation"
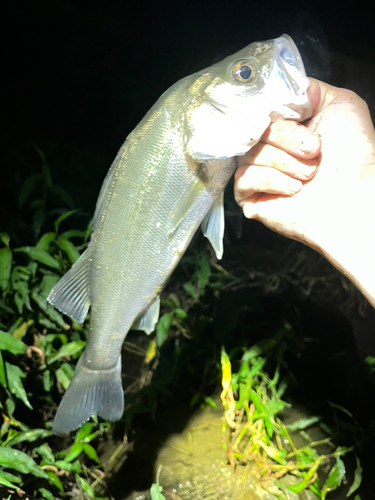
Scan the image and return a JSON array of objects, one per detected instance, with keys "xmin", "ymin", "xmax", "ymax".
[{"xmin": 0, "ymin": 152, "xmax": 372, "ymax": 499}]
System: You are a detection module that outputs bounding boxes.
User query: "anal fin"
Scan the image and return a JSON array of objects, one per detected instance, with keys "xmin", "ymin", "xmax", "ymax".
[{"xmin": 131, "ymin": 298, "xmax": 160, "ymax": 335}]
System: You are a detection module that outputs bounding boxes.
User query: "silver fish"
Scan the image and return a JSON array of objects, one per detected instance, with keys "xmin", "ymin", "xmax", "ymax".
[{"xmin": 48, "ymin": 34, "xmax": 311, "ymax": 434}]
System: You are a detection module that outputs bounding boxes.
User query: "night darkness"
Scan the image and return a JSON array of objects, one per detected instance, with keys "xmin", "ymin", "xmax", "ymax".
[
  {"xmin": 3, "ymin": 1, "xmax": 375, "ymax": 497},
  {"xmin": 3, "ymin": 0, "xmax": 375, "ymax": 229}
]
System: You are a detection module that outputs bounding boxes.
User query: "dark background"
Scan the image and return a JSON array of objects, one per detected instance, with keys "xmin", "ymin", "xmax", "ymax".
[{"xmin": 2, "ymin": 0, "xmax": 375, "ymax": 225}]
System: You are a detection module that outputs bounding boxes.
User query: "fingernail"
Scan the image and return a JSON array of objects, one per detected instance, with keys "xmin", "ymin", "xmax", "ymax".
[
  {"xmin": 284, "ymin": 179, "xmax": 302, "ymax": 195},
  {"xmin": 297, "ymin": 164, "xmax": 317, "ymax": 177},
  {"xmin": 298, "ymin": 134, "xmax": 320, "ymax": 154}
]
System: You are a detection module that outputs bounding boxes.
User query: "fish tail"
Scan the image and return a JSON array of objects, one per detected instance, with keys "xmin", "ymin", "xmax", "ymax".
[{"xmin": 52, "ymin": 355, "xmax": 124, "ymax": 434}]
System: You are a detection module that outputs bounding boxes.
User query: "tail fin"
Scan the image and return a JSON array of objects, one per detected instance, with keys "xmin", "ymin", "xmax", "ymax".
[{"xmin": 53, "ymin": 355, "xmax": 124, "ymax": 434}]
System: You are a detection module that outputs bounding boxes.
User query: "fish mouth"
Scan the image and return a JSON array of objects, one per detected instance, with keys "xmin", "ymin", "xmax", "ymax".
[{"xmin": 274, "ymin": 34, "xmax": 306, "ymax": 77}]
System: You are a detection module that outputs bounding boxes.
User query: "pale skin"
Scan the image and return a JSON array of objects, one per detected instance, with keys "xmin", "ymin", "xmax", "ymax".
[{"xmin": 234, "ymin": 78, "xmax": 375, "ymax": 308}]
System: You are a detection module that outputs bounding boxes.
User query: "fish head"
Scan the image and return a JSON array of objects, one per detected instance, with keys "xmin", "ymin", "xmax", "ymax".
[{"xmin": 185, "ymin": 34, "xmax": 312, "ymax": 160}]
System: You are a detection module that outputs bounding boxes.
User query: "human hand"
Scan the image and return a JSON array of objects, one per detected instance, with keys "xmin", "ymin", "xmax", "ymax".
[
  {"xmin": 234, "ymin": 78, "xmax": 375, "ymax": 305},
  {"xmin": 235, "ymin": 78, "xmax": 375, "ymax": 246}
]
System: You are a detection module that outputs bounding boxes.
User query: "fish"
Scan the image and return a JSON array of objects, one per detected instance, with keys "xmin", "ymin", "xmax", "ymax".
[{"xmin": 48, "ymin": 34, "xmax": 311, "ymax": 434}]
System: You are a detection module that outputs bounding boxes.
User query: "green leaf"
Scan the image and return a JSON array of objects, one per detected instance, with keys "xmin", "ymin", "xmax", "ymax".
[
  {"xmin": 38, "ymin": 488, "xmax": 55, "ymax": 500},
  {"xmin": 347, "ymin": 455, "xmax": 362, "ymax": 497},
  {"xmin": 76, "ymin": 422, "xmax": 94, "ymax": 441},
  {"xmin": 47, "ymin": 341, "xmax": 85, "ymax": 365},
  {"xmin": 63, "ymin": 442, "xmax": 84, "ymax": 463},
  {"xmin": 59, "ymin": 237, "xmax": 80, "ymax": 264},
  {"xmin": 75, "ymin": 473, "xmax": 95, "ymax": 498},
  {"xmin": 31, "ymin": 292, "xmax": 69, "ymax": 329},
  {"xmin": 0, "ymin": 233, "xmax": 10, "ymax": 246},
  {"xmin": 150, "ymin": 483, "xmax": 166, "ymax": 500},
  {"xmin": 51, "ymin": 184, "xmax": 75, "ymax": 209},
  {"xmin": 0, "ymin": 246, "xmax": 12, "ymax": 290},
  {"xmin": 0, "ymin": 446, "xmax": 49, "ymax": 478},
  {"xmin": 321, "ymin": 456, "xmax": 346, "ymax": 499},
  {"xmin": 14, "ymin": 247, "xmax": 61, "ymax": 270},
  {"xmin": 0, "ymin": 350, "xmax": 7, "ymax": 388},
  {"xmin": 174, "ymin": 308, "xmax": 187, "ymax": 320},
  {"xmin": 56, "ymin": 367, "xmax": 71, "ymax": 390},
  {"xmin": 156, "ymin": 313, "xmax": 172, "ymax": 347},
  {"xmin": 7, "ymin": 428, "xmax": 51, "ymax": 446},
  {"xmin": 12, "ymin": 319, "xmax": 34, "ymax": 340},
  {"xmin": 18, "ymin": 173, "xmax": 41, "ymax": 209},
  {"xmin": 37, "ymin": 232, "xmax": 57, "ymax": 251},
  {"xmin": 46, "ymin": 470, "xmax": 63, "ymax": 491},
  {"xmin": 55, "ymin": 459, "xmax": 82, "ymax": 472},
  {"xmin": 287, "ymin": 416, "xmax": 321, "ymax": 431},
  {"xmin": 83, "ymin": 444, "xmax": 100, "ymax": 463},
  {"xmin": 183, "ymin": 281, "xmax": 197, "ymax": 300},
  {"xmin": 54, "ymin": 209, "xmax": 80, "ymax": 232},
  {"xmin": 35, "ymin": 443, "xmax": 55, "ymax": 464},
  {"xmin": 0, "ymin": 331, "xmax": 27, "ymax": 354},
  {"xmin": 0, "ymin": 475, "xmax": 21, "ymax": 489},
  {"xmin": 0, "ymin": 471, "xmax": 22, "ymax": 484},
  {"xmin": 5, "ymin": 362, "xmax": 33, "ymax": 409}
]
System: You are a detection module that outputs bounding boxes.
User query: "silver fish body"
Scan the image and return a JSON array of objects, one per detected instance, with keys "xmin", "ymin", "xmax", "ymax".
[{"xmin": 48, "ymin": 34, "xmax": 311, "ymax": 434}]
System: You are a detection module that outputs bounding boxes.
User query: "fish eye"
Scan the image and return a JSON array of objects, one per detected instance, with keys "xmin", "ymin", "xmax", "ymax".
[{"xmin": 230, "ymin": 60, "xmax": 256, "ymax": 83}]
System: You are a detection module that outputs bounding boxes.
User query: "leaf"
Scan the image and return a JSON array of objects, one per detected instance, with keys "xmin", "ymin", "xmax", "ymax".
[
  {"xmin": 34, "ymin": 443, "xmax": 55, "ymax": 464},
  {"xmin": 31, "ymin": 292, "xmax": 69, "ymax": 329},
  {"xmin": 37, "ymin": 232, "xmax": 57, "ymax": 251},
  {"xmin": 347, "ymin": 455, "xmax": 362, "ymax": 497},
  {"xmin": 59, "ymin": 237, "xmax": 80, "ymax": 264},
  {"xmin": 150, "ymin": 483, "xmax": 166, "ymax": 500},
  {"xmin": 0, "ymin": 233, "xmax": 10, "ymax": 246},
  {"xmin": 18, "ymin": 173, "xmax": 41, "ymax": 209},
  {"xmin": 75, "ymin": 473, "xmax": 95, "ymax": 498},
  {"xmin": 0, "ymin": 476, "xmax": 21, "ymax": 489},
  {"xmin": 287, "ymin": 416, "xmax": 321, "ymax": 431},
  {"xmin": 0, "ymin": 331, "xmax": 27, "ymax": 354},
  {"xmin": 0, "ymin": 246, "xmax": 12, "ymax": 290},
  {"xmin": 5, "ymin": 362, "xmax": 33, "ymax": 409},
  {"xmin": 183, "ymin": 281, "xmax": 197, "ymax": 300},
  {"xmin": 321, "ymin": 456, "xmax": 346, "ymax": 499},
  {"xmin": 63, "ymin": 442, "xmax": 84, "ymax": 463},
  {"xmin": 7, "ymin": 428, "xmax": 52, "ymax": 446},
  {"xmin": 55, "ymin": 459, "xmax": 82, "ymax": 472},
  {"xmin": 174, "ymin": 308, "xmax": 187, "ymax": 320},
  {"xmin": 0, "ymin": 446, "xmax": 49, "ymax": 478},
  {"xmin": 56, "ymin": 367, "xmax": 71, "ymax": 390},
  {"xmin": 12, "ymin": 319, "xmax": 34, "ymax": 340},
  {"xmin": 14, "ymin": 247, "xmax": 61, "ymax": 270},
  {"xmin": 0, "ymin": 350, "xmax": 7, "ymax": 388},
  {"xmin": 0, "ymin": 471, "xmax": 22, "ymax": 484},
  {"xmin": 54, "ymin": 209, "xmax": 80, "ymax": 232},
  {"xmin": 83, "ymin": 443, "xmax": 100, "ymax": 464},
  {"xmin": 51, "ymin": 184, "xmax": 75, "ymax": 209},
  {"xmin": 38, "ymin": 488, "xmax": 55, "ymax": 500},
  {"xmin": 46, "ymin": 470, "xmax": 63, "ymax": 491},
  {"xmin": 33, "ymin": 206, "xmax": 46, "ymax": 238},
  {"xmin": 47, "ymin": 341, "xmax": 85, "ymax": 364},
  {"xmin": 76, "ymin": 422, "xmax": 94, "ymax": 441},
  {"xmin": 156, "ymin": 313, "xmax": 172, "ymax": 347}
]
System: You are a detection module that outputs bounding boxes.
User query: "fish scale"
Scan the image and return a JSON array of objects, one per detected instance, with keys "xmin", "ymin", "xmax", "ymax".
[{"xmin": 48, "ymin": 34, "xmax": 311, "ymax": 434}]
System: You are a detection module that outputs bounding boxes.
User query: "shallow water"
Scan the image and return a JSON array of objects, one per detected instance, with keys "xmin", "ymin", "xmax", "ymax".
[{"xmin": 124, "ymin": 399, "xmax": 317, "ymax": 500}]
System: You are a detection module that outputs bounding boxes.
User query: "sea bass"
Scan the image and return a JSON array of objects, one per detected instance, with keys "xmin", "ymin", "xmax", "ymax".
[{"xmin": 48, "ymin": 34, "xmax": 311, "ymax": 434}]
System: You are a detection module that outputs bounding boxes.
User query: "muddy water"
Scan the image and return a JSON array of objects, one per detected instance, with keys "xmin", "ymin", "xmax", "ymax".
[{"xmin": 124, "ymin": 399, "xmax": 318, "ymax": 500}]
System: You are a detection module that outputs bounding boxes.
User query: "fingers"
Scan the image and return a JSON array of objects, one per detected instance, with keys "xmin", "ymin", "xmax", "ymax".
[
  {"xmin": 261, "ymin": 120, "xmax": 321, "ymax": 159},
  {"xmin": 234, "ymin": 164, "xmax": 303, "ymax": 204},
  {"xmin": 238, "ymin": 143, "xmax": 318, "ymax": 180}
]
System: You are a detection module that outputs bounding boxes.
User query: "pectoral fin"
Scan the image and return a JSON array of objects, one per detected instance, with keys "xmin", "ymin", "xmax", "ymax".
[
  {"xmin": 131, "ymin": 298, "xmax": 160, "ymax": 335},
  {"xmin": 47, "ymin": 247, "xmax": 91, "ymax": 323},
  {"xmin": 201, "ymin": 192, "xmax": 225, "ymax": 260}
]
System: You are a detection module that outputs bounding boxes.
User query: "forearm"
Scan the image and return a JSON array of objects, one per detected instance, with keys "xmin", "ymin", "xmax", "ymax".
[{"xmin": 306, "ymin": 181, "xmax": 375, "ymax": 308}]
